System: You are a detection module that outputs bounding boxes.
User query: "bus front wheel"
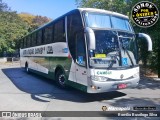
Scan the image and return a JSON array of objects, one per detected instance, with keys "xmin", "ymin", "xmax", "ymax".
[{"xmin": 56, "ymin": 70, "xmax": 66, "ymax": 88}]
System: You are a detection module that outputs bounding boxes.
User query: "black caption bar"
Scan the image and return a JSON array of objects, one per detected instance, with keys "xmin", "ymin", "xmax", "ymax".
[{"xmin": 0, "ymin": 111, "xmax": 159, "ymax": 117}]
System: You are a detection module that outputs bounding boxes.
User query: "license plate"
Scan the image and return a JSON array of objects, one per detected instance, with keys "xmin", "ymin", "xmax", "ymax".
[{"xmin": 118, "ymin": 84, "xmax": 127, "ymax": 89}]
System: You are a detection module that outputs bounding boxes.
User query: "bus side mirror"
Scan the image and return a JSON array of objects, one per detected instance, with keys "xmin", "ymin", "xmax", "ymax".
[
  {"xmin": 85, "ymin": 27, "xmax": 96, "ymax": 50},
  {"xmin": 137, "ymin": 33, "xmax": 152, "ymax": 51}
]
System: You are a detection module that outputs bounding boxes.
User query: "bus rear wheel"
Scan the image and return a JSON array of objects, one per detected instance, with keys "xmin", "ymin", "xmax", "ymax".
[{"xmin": 56, "ymin": 70, "xmax": 66, "ymax": 88}]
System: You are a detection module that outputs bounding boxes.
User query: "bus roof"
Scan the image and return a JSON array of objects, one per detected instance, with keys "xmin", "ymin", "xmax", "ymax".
[
  {"xmin": 22, "ymin": 8, "xmax": 129, "ymax": 38},
  {"xmin": 78, "ymin": 8, "xmax": 128, "ymax": 19},
  {"xmin": 37, "ymin": 8, "xmax": 129, "ymax": 31}
]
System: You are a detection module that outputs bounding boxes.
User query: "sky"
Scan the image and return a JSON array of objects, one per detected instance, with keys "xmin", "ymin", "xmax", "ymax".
[{"xmin": 3, "ymin": 0, "xmax": 77, "ymax": 19}]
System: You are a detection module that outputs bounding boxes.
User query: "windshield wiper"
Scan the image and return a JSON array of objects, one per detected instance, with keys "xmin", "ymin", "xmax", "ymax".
[
  {"xmin": 122, "ymin": 46, "xmax": 134, "ymax": 67},
  {"xmin": 118, "ymin": 35, "xmax": 135, "ymax": 67},
  {"xmin": 107, "ymin": 53, "xmax": 119, "ymax": 69},
  {"xmin": 107, "ymin": 60, "xmax": 116, "ymax": 69}
]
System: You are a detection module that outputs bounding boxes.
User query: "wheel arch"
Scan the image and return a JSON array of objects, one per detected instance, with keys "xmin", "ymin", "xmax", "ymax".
[
  {"xmin": 55, "ymin": 65, "xmax": 66, "ymax": 77},
  {"xmin": 55, "ymin": 65, "xmax": 68, "ymax": 87}
]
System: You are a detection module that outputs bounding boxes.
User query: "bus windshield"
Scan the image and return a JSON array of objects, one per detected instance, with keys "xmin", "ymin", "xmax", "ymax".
[
  {"xmin": 89, "ymin": 30, "xmax": 138, "ymax": 69},
  {"xmin": 85, "ymin": 12, "xmax": 133, "ymax": 32}
]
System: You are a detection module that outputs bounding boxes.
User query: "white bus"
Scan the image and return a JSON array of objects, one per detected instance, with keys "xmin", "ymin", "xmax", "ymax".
[{"xmin": 20, "ymin": 8, "xmax": 152, "ymax": 93}]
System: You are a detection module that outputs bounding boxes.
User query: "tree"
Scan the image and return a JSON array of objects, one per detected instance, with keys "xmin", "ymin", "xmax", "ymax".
[
  {"xmin": 0, "ymin": 0, "xmax": 52, "ymax": 57},
  {"xmin": 76, "ymin": 0, "xmax": 130, "ymax": 15},
  {"xmin": 0, "ymin": 11, "xmax": 29, "ymax": 56},
  {"xmin": 19, "ymin": 13, "xmax": 51, "ymax": 32},
  {"xmin": 0, "ymin": 0, "xmax": 10, "ymax": 11},
  {"xmin": 32, "ymin": 15, "xmax": 51, "ymax": 29},
  {"xmin": 0, "ymin": 5, "xmax": 29, "ymax": 56}
]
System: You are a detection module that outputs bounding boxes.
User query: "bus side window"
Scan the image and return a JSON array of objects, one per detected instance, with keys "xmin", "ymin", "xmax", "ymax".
[
  {"xmin": 26, "ymin": 37, "xmax": 30, "ymax": 48},
  {"xmin": 44, "ymin": 26, "xmax": 53, "ymax": 44},
  {"xmin": 76, "ymin": 33, "xmax": 86, "ymax": 66},
  {"xmin": 42, "ymin": 29, "xmax": 45, "ymax": 44},
  {"xmin": 67, "ymin": 10, "xmax": 83, "ymax": 62},
  {"xmin": 52, "ymin": 24, "xmax": 54, "ymax": 43},
  {"xmin": 21, "ymin": 39, "xmax": 24, "ymax": 49},
  {"xmin": 37, "ymin": 30, "xmax": 42, "ymax": 45},
  {"xmin": 54, "ymin": 18, "xmax": 65, "ymax": 42},
  {"xmin": 30, "ymin": 35, "xmax": 32, "ymax": 47},
  {"xmin": 24, "ymin": 38, "xmax": 26, "ymax": 48},
  {"xmin": 32, "ymin": 33, "xmax": 37, "ymax": 47}
]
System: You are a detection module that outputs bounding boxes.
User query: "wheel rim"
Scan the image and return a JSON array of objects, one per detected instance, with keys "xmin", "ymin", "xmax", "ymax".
[{"xmin": 58, "ymin": 74, "xmax": 65, "ymax": 86}]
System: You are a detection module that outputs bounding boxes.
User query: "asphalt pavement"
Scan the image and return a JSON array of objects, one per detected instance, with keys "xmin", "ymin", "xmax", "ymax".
[{"xmin": 0, "ymin": 62, "xmax": 159, "ymax": 120}]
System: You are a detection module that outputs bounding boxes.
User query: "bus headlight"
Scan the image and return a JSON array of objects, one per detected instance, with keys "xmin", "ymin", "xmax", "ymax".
[{"xmin": 91, "ymin": 76, "xmax": 108, "ymax": 82}]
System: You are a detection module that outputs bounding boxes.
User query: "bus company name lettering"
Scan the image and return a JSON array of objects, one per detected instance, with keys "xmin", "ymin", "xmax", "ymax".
[
  {"xmin": 97, "ymin": 71, "xmax": 112, "ymax": 75},
  {"xmin": 35, "ymin": 47, "xmax": 45, "ymax": 54},
  {"xmin": 47, "ymin": 46, "xmax": 53, "ymax": 54},
  {"xmin": 22, "ymin": 46, "xmax": 54, "ymax": 55},
  {"xmin": 23, "ymin": 48, "xmax": 34, "ymax": 55}
]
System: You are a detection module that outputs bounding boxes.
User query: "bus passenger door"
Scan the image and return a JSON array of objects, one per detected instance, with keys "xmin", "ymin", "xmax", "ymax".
[{"xmin": 75, "ymin": 33, "xmax": 88, "ymax": 86}]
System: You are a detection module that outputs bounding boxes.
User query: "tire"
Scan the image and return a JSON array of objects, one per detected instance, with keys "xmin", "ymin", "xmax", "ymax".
[{"xmin": 56, "ymin": 70, "xmax": 66, "ymax": 88}]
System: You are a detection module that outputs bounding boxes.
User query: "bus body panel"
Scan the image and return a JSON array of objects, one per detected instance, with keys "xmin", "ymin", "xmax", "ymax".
[
  {"xmin": 87, "ymin": 76, "xmax": 139, "ymax": 93},
  {"xmin": 19, "ymin": 8, "xmax": 148, "ymax": 93},
  {"xmin": 20, "ymin": 42, "xmax": 72, "ymax": 79},
  {"xmin": 87, "ymin": 67, "xmax": 139, "ymax": 93},
  {"xmin": 93, "ymin": 67, "xmax": 139, "ymax": 79}
]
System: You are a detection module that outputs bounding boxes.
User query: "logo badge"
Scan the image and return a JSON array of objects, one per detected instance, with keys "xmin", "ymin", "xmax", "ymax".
[
  {"xmin": 120, "ymin": 74, "xmax": 124, "ymax": 79},
  {"xmin": 102, "ymin": 106, "xmax": 107, "ymax": 111},
  {"xmin": 132, "ymin": 1, "xmax": 159, "ymax": 27}
]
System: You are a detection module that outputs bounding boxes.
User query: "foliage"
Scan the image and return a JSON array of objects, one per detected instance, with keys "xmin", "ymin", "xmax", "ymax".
[
  {"xmin": 77, "ymin": 0, "xmax": 129, "ymax": 15},
  {"xmin": 19, "ymin": 13, "xmax": 51, "ymax": 32},
  {"xmin": 0, "ymin": 11, "xmax": 29, "ymax": 56},
  {"xmin": 0, "ymin": 0, "xmax": 51, "ymax": 57},
  {"xmin": 32, "ymin": 15, "xmax": 51, "ymax": 28},
  {"xmin": 0, "ymin": 0, "xmax": 10, "ymax": 11}
]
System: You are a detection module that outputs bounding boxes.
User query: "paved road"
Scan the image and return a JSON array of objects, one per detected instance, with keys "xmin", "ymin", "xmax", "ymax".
[{"xmin": 0, "ymin": 62, "xmax": 160, "ymax": 120}]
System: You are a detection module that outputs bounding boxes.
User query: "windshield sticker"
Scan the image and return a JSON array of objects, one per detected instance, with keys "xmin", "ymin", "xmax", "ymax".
[
  {"xmin": 122, "ymin": 58, "xmax": 128, "ymax": 66},
  {"xmin": 78, "ymin": 56, "xmax": 83, "ymax": 64},
  {"xmin": 97, "ymin": 71, "xmax": 112, "ymax": 75},
  {"xmin": 95, "ymin": 54, "xmax": 106, "ymax": 58}
]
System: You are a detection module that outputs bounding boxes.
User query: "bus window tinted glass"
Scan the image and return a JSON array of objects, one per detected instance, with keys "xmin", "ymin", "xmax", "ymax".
[
  {"xmin": 54, "ymin": 19, "xmax": 65, "ymax": 42},
  {"xmin": 85, "ymin": 12, "xmax": 133, "ymax": 32},
  {"xmin": 26, "ymin": 37, "xmax": 30, "ymax": 47},
  {"xmin": 85, "ymin": 13, "xmax": 111, "ymax": 28},
  {"xmin": 32, "ymin": 33, "xmax": 37, "ymax": 46},
  {"xmin": 20, "ymin": 39, "xmax": 23, "ymax": 48},
  {"xmin": 67, "ymin": 11, "xmax": 83, "ymax": 61},
  {"xmin": 37, "ymin": 30, "xmax": 42, "ymax": 45},
  {"xmin": 23, "ymin": 38, "xmax": 26, "ymax": 48},
  {"xmin": 45, "ymin": 26, "xmax": 53, "ymax": 44},
  {"xmin": 111, "ymin": 16, "xmax": 133, "ymax": 32},
  {"xmin": 76, "ymin": 33, "xmax": 86, "ymax": 66}
]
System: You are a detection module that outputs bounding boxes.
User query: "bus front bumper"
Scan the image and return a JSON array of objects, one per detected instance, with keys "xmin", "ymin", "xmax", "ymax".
[{"xmin": 87, "ymin": 77, "xmax": 139, "ymax": 93}]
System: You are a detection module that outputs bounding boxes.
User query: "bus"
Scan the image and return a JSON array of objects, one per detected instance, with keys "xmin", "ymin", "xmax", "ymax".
[{"xmin": 20, "ymin": 8, "xmax": 152, "ymax": 93}]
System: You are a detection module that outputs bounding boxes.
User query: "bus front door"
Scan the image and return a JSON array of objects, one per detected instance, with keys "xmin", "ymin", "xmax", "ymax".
[{"xmin": 75, "ymin": 33, "xmax": 88, "ymax": 86}]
